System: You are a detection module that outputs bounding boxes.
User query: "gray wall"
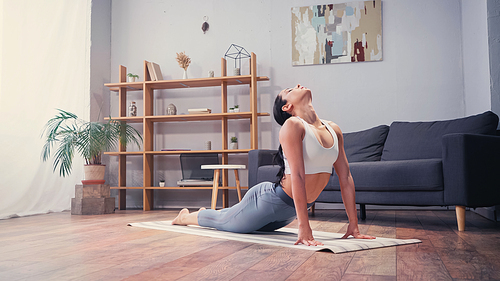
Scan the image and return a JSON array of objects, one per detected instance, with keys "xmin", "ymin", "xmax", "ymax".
[
  {"xmin": 488, "ymin": 0, "xmax": 500, "ymax": 119},
  {"xmin": 462, "ymin": 0, "xmax": 491, "ymax": 116},
  {"xmin": 89, "ymin": 0, "xmax": 112, "ymax": 183}
]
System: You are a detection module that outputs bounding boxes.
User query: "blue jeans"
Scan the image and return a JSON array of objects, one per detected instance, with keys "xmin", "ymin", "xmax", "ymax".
[{"xmin": 198, "ymin": 181, "xmax": 313, "ymax": 233}]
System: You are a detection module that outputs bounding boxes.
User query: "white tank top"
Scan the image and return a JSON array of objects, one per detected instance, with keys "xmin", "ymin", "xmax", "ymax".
[{"xmin": 283, "ymin": 116, "xmax": 339, "ymax": 174}]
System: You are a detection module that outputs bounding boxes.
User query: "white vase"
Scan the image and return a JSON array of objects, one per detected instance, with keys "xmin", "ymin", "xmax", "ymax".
[
  {"xmin": 183, "ymin": 69, "xmax": 188, "ymax": 79},
  {"xmin": 230, "ymin": 142, "xmax": 238, "ymax": 149},
  {"xmin": 128, "ymin": 77, "xmax": 136, "ymax": 82}
]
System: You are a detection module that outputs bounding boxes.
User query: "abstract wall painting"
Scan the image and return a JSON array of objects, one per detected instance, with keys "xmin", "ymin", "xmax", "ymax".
[{"xmin": 291, "ymin": 0, "xmax": 382, "ymax": 66}]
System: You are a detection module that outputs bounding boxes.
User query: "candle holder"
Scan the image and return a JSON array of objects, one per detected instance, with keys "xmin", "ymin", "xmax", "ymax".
[{"xmin": 224, "ymin": 44, "xmax": 250, "ymax": 75}]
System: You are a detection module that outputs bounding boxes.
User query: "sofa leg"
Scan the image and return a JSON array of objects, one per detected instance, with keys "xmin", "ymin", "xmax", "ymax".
[
  {"xmin": 359, "ymin": 204, "xmax": 366, "ymax": 220},
  {"xmin": 310, "ymin": 203, "xmax": 315, "ymax": 216},
  {"xmin": 456, "ymin": 205, "xmax": 466, "ymax": 231}
]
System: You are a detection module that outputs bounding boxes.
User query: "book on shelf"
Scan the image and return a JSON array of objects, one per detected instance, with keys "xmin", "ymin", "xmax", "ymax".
[
  {"xmin": 146, "ymin": 62, "xmax": 156, "ymax": 81},
  {"xmin": 152, "ymin": 62, "xmax": 163, "ymax": 80},
  {"xmin": 188, "ymin": 108, "xmax": 212, "ymax": 114},
  {"xmin": 146, "ymin": 61, "xmax": 163, "ymax": 81}
]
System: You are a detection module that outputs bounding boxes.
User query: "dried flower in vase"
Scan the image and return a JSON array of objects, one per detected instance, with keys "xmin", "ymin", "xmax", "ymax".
[{"xmin": 176, "ymin": 52, "xmax": 191, "ymax": 70}]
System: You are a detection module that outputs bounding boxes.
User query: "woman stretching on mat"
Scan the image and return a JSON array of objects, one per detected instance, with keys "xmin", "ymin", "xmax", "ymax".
[{"xmin": 173, "ymin": 84, "xmax": 375, "ymax": 246}]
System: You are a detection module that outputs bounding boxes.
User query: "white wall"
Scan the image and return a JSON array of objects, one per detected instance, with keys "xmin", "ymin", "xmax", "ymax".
[
  {"xmin": 462, "ymin": 0, "xmax": 491, "ymax": 116},
  {"xmin": 109, "ymin": 0, "xmax": 274, "ymax": 207},
  {"xmin": 271, "ymin": 0, "xmax": 466, "ymax": 134},
  {"xmin": 0, "ymin": 0, "xmax": 91, "ymax": 219},
  {"xmin": 108, "ymin": 0, "xmax": 479, "ymax": 209}
]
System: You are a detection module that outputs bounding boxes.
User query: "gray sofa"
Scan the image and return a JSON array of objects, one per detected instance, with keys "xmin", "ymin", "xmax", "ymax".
[{"xmin": 248, "ymin": 111, "xmax": 500, "ymax": 231}]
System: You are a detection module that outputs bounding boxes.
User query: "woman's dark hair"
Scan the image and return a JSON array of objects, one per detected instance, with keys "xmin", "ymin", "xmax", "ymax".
[
  {"xmin": 273, "ymin": 92, "xmax": 292, "ymax": 186},
  {"xmin": 273, "ymin": 92, "xmax": 292, "ymax": 126}
]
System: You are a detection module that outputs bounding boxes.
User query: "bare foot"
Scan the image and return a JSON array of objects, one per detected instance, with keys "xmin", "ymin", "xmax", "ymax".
[{"xmin": 172, "ymin": 208, "xmax": 189, "ymax": 225}]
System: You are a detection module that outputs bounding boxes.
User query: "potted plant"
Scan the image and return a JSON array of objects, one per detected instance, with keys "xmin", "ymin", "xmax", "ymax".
[
  {"xmin": 127, "ymin": 73, "xmax": 139, "ymax": 82},
  {"xmin": 230, "ymin": 136, "xmax": 238, "ymax": 149},
  {"xmin": 233, "ymin": 105, "xmax": 240, "ymax": 112},
  {"xmin": 41, "ymin": 109, "xmax": 143, "ymax": 183},
  {"xmin": 159, "ymin": 180, "xmax": 165, "ymax": 187}
]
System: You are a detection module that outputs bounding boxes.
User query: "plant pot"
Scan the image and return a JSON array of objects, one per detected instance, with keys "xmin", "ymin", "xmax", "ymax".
[
  {"xmin": 83, "ymin": 164, "xmax": 106, "ymax": 184},
  {"xmin": 128, "ymin": 77, "xmax": 136, "ymax": 82},
  {"xmin": 159, "ymin": 181, "xmax": 165, "ymax": 187},
  {"xmin": 230, "ymin": 142, "xmax": 238, "ymax": 149}
]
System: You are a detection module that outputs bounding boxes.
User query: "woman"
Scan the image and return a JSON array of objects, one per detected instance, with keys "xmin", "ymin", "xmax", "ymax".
[{"xmin": 172, "ymin": 84, "xmax": 374, "ymax": 245}]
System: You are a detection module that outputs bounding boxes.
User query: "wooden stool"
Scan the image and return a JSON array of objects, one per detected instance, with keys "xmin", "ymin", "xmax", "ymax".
[{"xmin": 201, "ymin": 164, "xmax": 246, "ymax": 209}]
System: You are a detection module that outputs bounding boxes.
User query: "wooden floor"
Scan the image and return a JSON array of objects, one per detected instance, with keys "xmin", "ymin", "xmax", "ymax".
[{"xmin": 1, "ymin": 209, "xmax": 499, "ymax": 281}]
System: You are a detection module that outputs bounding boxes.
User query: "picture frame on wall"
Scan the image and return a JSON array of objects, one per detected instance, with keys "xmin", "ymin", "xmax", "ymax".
[{"xmin": 291, "ymin": 0, "xmax": 383, "ymax": 66}]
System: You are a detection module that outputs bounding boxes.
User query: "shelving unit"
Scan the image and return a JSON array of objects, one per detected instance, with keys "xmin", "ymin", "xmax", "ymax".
[{"xmin": 105, "ymin": 53, "xmax": 269, "ymax": 210}]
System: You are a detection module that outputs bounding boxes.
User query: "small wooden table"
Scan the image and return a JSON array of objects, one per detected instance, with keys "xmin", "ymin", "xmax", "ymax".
[{"xmin": 201, "ymin": 164, "xmax": 246, "ymax": 209}]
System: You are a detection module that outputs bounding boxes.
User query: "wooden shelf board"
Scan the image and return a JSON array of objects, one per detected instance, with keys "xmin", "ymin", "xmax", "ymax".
[
  {"xmin": 110, "ymin": 186, "xmax": 144, "ymax": 190},
  {"xmin": 147, "ymin": 149, "xmax": 252, "ymax": 155},
  {"xmin": 105, "ymin": 149, "xmax": 252, "ymax": 156},
  {"xmin": 147, "ymin": 112, "xmax": 269, "ymax": 122},
  {"xmin": 110, "ymin": 186, "xmax": 249, "ymax": 190},
  {"xmin": 107, "ymin": 82, "xmax": 144, "ymax": 92},
  {"xmin": 104, "ymin": 116, "xmax": 144, "ymax": 123},
  {"xmin": 104, "ymin": 151, "xmax": 144, "ymax": 156},
  {"xmin": 104, "ymin": 112, "xmax": 269, "ymax": 123},
  {"xmin": 147, "ymin": 75, "xmax": 269, "ymax": 89},
  {"xmin": 106, "ymin": 76, "xmax": 269, "ymax": 91}
]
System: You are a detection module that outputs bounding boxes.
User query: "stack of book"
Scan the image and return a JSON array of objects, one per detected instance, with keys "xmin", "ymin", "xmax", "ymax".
[
  {"xmin": 147, "ymin": 62, "xmax": 163, "ymax": 81},
  {"xmin": 188, "ymin": 108, "xmax": 212, "ymax": 114}
]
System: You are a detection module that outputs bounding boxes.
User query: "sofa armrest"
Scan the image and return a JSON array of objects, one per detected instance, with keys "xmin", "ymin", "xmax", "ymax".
[
  {"xmin": 442, "ymin": 133, "xmax": 500, "ymax": 207},
  {"xmin": 248, "ymin": 149, "xmax": 278, "ymax": 188}
]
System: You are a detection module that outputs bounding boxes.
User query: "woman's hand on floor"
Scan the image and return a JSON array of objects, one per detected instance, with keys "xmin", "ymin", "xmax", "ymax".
[
  {"xmin": 295, "ymin": 225, "xmax": 324, "ymax": 246},
  {"xmin": 341, "ymin": 222, "xmax": 376, "ymax": 239}
]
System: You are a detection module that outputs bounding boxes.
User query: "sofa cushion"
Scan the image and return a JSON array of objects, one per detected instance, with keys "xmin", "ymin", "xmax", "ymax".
[
  {"xmin": 257, "ymin": 165, "xmax": 280, "ymax": 184},
  {"xmin": 381, "ymin": 111, "xmax": 499, "ymax": 161},
  {"xmin": 325, "ymin": 159, "xmax": 444, "ymax": 192},
  {"xmin": 344, "ymin": 125, "xmax": 389, "ymax": 162}
]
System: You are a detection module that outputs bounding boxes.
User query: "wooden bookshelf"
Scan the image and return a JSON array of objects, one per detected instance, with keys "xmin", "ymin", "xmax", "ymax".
[
  {"xmin": 109, "ymin": 186, "xmax": 248, "ymax": 190},
  {"xmin": 105, "ymin": 53, "xmax": 269, "ymax": 210}
]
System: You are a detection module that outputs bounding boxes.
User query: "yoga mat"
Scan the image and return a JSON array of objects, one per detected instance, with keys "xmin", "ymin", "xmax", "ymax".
[{"xmin": 128, "ymin": 221, "xmax": 421, "ymax": 254}]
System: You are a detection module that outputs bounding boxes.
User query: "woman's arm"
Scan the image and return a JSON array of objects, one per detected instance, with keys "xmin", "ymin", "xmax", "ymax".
[
  {"xmin": 331, "ymin": 122, "xmax": 375, "ymax": 239},
  {"xmin": 280, "ymin": 118, "xmax": 323, "ymax": 246}
]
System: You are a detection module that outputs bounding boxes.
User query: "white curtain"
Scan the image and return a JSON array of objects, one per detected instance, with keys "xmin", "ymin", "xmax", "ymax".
[{"xmin": 0, "ymin": 0, "xmax": 91, "ymax": 219}]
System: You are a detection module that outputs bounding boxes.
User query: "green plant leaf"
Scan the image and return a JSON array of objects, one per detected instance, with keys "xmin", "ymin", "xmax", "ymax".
[
  {"xmin": 41, "ymin": 109, "xmax": 143, "ymax": 177},
  {"xmin": 52, "ymin": 130, "xmax": 77, "ymax": 177}
]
